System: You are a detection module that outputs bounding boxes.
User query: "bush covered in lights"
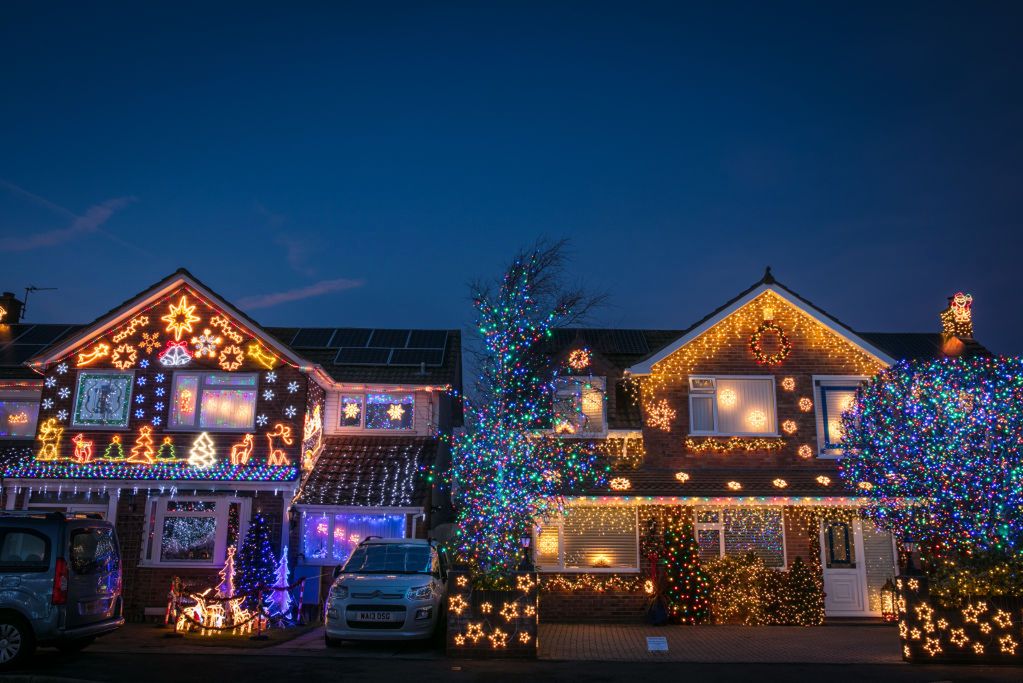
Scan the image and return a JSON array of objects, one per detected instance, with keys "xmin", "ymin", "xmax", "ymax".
[
  {"xmin": 840, "ymin": 357, "xmax": 1023, "ymax": 558},
  {"xmin": 451, "ymin": 243, "xmax": 605, "ymax": 583},
  {"xmin": 704, "ymin": 552, "xmax": 824, "ymax": 626}
]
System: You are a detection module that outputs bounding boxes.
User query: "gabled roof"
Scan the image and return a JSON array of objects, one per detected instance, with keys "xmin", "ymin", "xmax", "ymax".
[
  {"xmin": 25, "ymin": 269, "xmax": 310, "ymax": 371},
  {"xmin": 0, "ymin": 324, "xmax": 82, "ymax": 380},
  {"xmin": 627, "ymin": 269, "xmax": 897, "ymax": 374}
]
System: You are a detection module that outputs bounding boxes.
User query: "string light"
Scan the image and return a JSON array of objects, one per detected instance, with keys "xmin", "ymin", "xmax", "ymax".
[
  {"xmin": 112, "ymin": 315, "xmax": 150, "ymax": 343},
  {"xmin": 798, "ymin": 397, "xmax": 813, "ymax": 412},
  {"xmin": 188, "ymin": 432, "xmax": 217, "ymax": 468},
  {"xmin": 685, "ymin": 437, "xmax": 785, "ymax": 454},
  {"xmin": 567, "ymin": 348, "xmax": 591, "ymax": 371},
  {"xmin": 781, "ymin": 377, "xmax": 796, "ymax": 391},
  {"xmin": 645, "ymin": 399, "xmax": 676, "ymax": 432},
  {"xmin": 76, "ymin": 342, "xmax": 110, "ymax": 367},
  {"xmin": 798, "ymin": 444, "xmax": 813, "ymax": 459},
  {"xmin": 781, "ymin": 419, "xmax": 797, "ymax": 435},
  {"xmin": 749, "ymin": 321, "xmax": 792, "ymax": 365}
]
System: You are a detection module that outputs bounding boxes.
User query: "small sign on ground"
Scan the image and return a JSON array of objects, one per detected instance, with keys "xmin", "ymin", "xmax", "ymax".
[{"xmin": 646, "ymin": 636, "xmax": 669, "ymax": 654}]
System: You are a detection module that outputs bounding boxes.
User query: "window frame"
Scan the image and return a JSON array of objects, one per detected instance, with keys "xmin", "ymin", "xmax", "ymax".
[
  {"xmin": 688, "ymin": 375, "xmax": 779, "ymax": 437},
  {"xmin": 551, "ymin": 375, "xmax": 608, "ymax": 437},
  {"xmin": 0, "ymin": 388, "xmax": 42, "ymax": 439},
  {"xmin": 532, "ymin": 506, "xmax": 640, "ymax": 573},
  {"xmin": 337, "ymin": 394, "xmax": 367, "ymax": 430},
  {"xmin": 297, "ymin": 507, "xmax": 411, "ymax": 566},
  {"xmin": 693, "ymin": 507, "xmax": 788, "ymax": 569},
  {"xmin": 140, "ymin": 495, "xmax": 250, "ymax": 568},
  {"xmin": 71, "ymin": 370, "xmax": 136, "ymax": 430},
  {"xmin": 812, "ymin": 375, "xmax": 868, "ymax": 459},
  {"xmin": 167, "ymin": 371, "xmax": 259, "ymax": 433}
]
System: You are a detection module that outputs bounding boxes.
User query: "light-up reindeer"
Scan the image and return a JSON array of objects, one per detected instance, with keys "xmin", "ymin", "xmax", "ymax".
[
  {"xmin": 36, "ymin": 418, "xmax": 64, "ymax": 461},
  {"xmin": 71, "ymin": 433, "xmax": 95, "ymax": 464},
  {"xmin": 266, "ymin": 424, "xmax": 293, "ymax": 466},
  {"xmin": 229, "ymin": 433, "xmax": 255, "ymax": 465}
]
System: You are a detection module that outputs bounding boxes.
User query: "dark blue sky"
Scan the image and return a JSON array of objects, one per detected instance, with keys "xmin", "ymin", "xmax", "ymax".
[{"xmin": 2, "ymin": 2, "xmax": 1021, "ymax": 353}]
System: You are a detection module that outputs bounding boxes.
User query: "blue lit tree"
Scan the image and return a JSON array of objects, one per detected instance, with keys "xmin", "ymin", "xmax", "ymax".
[
  {"xmin": 839, "ymin": 357, "xmax": 1023, "ymax": 557},
  {"xmin": 235, "ymin": 513, "xmax": 277, "ymax": 610},
  {"xmin": 451, "ymin": 241, "xmax": 606, "ymax": 583}
]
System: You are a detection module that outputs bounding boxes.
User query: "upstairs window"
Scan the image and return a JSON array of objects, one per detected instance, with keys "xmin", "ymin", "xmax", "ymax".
[
  {"xmin": 72, "ymin": 371, "xmax": 134, "ymax": 429},
  {"xmin": 365, "ymin": 393, "xmax": 414, "ymax": 430},
  {"xmin": 0, "ymin": 389, "xmax": 41, "ymax": 439},
  {"xmin": 814, "ymin": 377, "xmax": 865, "ymax": 457},
  {"xmin": 688, "ymin": 376, "xmax": 777, "ymax": 436},
  {"xmin": 339, "ymin": 394, "xmax": 365, "ymax": 428},
  {"xmin": 552, "ymin": 377, "xmax": 607, "ymax": 436},
  {"xmin": 169, "ymin": 372, "xmax": 257, "ymax": 432}
]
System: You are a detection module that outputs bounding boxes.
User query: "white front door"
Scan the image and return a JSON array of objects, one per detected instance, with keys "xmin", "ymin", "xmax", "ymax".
[{"xmin": 820, "ymin": 519, "xmax": 868, "ymax": 616}]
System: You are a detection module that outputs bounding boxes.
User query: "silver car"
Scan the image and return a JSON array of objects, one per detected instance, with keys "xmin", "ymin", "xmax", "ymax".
[{"xmin": 324, "ymin": 538, "xmax": 447, "ymax": 644}]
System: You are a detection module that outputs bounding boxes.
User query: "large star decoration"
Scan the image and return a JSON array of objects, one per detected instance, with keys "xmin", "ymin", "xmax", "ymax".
[
  {"xmin": 387, "ymin": 403, "xmax": 405, "ymax": 421},
  {"xmin": 343, "ymin": 402, "xmax": 361, "ymax": 419},
  {"xmin": 162, "ymin": 295, "xmax": 201, "ymax": 341}
]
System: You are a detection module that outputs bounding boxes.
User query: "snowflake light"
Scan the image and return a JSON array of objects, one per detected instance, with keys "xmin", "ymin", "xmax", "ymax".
[
  {"xmin": 387, "ymin": 403, "xmax": 405, "ymax": 421},
  {"xmin": 798, "ymin": 397, "xmax": 813, "ymax": 412},
  {"xmin": 58, "ymin": 387, "xmax": 70, "ymax": 399},
  {"xmin": 191, "ymin": 328, "xmax": 223, "ymax": 358},
  {"xmin": 781, "ymin": 419, "xmax": 797, "ymax": 434},
  {"xmin": 56, "ymin": 363, "xmax": 68, "ymax": 374},
  {"xmin": 42, "ymin": 398, "xmax": 53, "ymax": 410},
  {"xmin": 287, "ymin": 381, "xmax": 299, "ymax": 394},
  {"xmin": 256, "ymin": 414, "xmax": 268, "ymax": 427},
  {"xmin": 56, "ymin": 409, "xmax": 68, "ymax": 421},
  {"xmin": 285, "ymin": 406, "xmax": 297, "ymax": 419},
  {"xmin": 263, "ymin": 390, "xmax": 275, "ymax": 401},
  {"xmin": 781, "ymin": 377, "xmax": 795, "ymax": 391},
  {"xmin": 609, "ymin": 477, "xmax": 631, "ymax": 491},
  {"xmin": 45, "ymin": 377, "xmax": 56, "ymax": 388}
]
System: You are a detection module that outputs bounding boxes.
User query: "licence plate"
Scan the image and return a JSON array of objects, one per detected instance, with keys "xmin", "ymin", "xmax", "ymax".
[{"xmin": 354, "ymin": 611, "xmax": 399, "ymax": 622}]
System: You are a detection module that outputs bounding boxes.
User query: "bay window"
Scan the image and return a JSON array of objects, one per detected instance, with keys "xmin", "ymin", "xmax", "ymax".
[
  {"xmin": 299, "ymin": 510, "xmax": 407, "ymax": 565},
  {"xmin": 141, "ymin": 496, "xmax": 247, "ymax": 567},
  {"xmin": 688, "ymin": 376, "xmax": 777, "ymax": 436},
  {"xmin": 169, "ymin": 372, "xmax": 257, "ymax": 431},
  {"xmin": 534, "ymin": 506, "xmax": 638, "ymax": 571}
]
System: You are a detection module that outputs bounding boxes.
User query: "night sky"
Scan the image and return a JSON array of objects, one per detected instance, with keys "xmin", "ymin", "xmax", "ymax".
[{"xmin": 1, "ymin": 3, "xmax": 1021, "ymax": 353}]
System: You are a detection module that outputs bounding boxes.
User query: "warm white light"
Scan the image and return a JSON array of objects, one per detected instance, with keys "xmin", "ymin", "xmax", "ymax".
[
  {"xmin": 746, "ymin": 410, "xmax": 766, "ymax": 429},
  {"xmin": 718, "ymin": 388, "xmax": 737, "ymax": 408}
]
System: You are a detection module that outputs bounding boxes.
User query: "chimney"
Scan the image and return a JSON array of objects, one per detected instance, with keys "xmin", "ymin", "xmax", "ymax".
[
  {"xmin": 939, "ymin": 292, "xmax": 973, "ymax": 356},
  {"xmin": 0, "ymin": 292, "xmax": 23, "ymax": 324}
]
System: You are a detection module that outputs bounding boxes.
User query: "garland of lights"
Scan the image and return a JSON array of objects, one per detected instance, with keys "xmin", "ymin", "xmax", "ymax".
[
  {"xmin": 450, "ymin": 248, "xmax": 606, "ymax": 582},
  {"xmin": 839, "ymin": 357, "xmax": 1023, "ymax": 556},
  {"xmin": 684, "ymin": 436, "xmax": 786, "ymax": 454},
  {"xmin": 749, "ymin": 321, "xmax": 792, "ymax": 366}
]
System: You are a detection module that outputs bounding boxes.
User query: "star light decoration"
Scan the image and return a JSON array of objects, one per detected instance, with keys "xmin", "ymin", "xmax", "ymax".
[
  {"xmin": 386, "ymin": 403, "xmax": 405, "ymax": 421},
  {"xmin": 162, "ymin": 295, "xmax": 201, "ymax": 341},
  {"xmin": 343, "ymin": 402, "xmax": 361, "ymax": 420}
]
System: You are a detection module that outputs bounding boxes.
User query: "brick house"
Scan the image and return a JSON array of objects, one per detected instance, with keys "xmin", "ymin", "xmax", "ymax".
[
  {"xmin": 535, "ymin": 269, "xmax": 988, "ymax": 622},
  {"xmin": 0, "ymin": 271, "xmax": 460, "ymax": 618}
]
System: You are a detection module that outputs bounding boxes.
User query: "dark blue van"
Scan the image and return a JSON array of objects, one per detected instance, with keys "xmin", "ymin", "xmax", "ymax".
[{"xmin": 0, "ymin": 511, "xmax": 124, "ymax": 667}]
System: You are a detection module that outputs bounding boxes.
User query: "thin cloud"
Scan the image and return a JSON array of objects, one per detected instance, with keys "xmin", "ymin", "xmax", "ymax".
[
  {"xmin": 237, "ymin": 277, "xmax": 365, "ymax": 310},
  {"xmin": 0, "ymin": 195, "xmax": 137, "ymax": 252}
]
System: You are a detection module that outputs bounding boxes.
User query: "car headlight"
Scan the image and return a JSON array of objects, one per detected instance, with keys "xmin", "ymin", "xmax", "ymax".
[
  {"xmin": 330, "ymin": 585, "xmax": 349, "ymax": 600},
  {"xmin": 406, "ymin": 585, "xmax": 432, "ymax": 600}
]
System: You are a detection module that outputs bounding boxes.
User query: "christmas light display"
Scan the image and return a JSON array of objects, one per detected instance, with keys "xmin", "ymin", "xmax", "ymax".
[
  {"xmin": 128, "ymin": 425, "xmax": 155, "ymax": 464},
  {"xmin": 684, "ymin": 436, "xmax": 785, "ymax": 454},
  {"xmin": 188, "ymin": 432, "xmax": 217, "ymax": 468},
  {"xmin": 210, "ymin": 315, "xmax": 244, "ymax": 343},
  {"xmin": 663, "ymin": 513, "xmax": 710, "ymax": 624},
  {"xmin": 781, "ymin": 377, "xmax": 796, "ymax": 391},
  {"xmin": 102, "ymin": 434, "xmax": 125, "ymax": 460},
  {"xmin": 159, "ymin": 341, "xmax": 192, "ymax": 367},
  {"xmin": 450, "ymin": 246, "xmax": 605, "ymax": 581},
  {"xmin": 5, "ymin": 459, "xmax": 296, "ymax": 481},
  {"xmin": 139, "ymin": 332, "xmax": 161, "ymax": 354},
  {"xmin": 36, "ymin": 418, "xmax": 63, "ymax": 460},
  {"xmin": 191, "ymin": 328, "xmax": 223, "ymax": 358},
  {"xmin": 218, "ymin": 344, "xmax": 244, "ymax": 371},
  {"xmin": 112, "ymin": 315, "xmax": 149, "ymax": 343},
  {"xmin": 76, "ymin": 343, "xmax": 110, "ymax": 367},
  {"xmin": 609, "ymin": 477, "xmax": 631, "ymax": 491},
  {"xmin": 645, "ymin": 399, "xmax": 676, "ymax": 432},
  {"xmin": 798, "ymin": 397, "xmax": 813, "ymax": 412},
  {"xmin": 567, "ymin": 348, "xmax": 591, "ymax": 371},
  {"xmin": 71, "ymin": 433, "xmax": 94, "ymax": 463},
  {"xmin": 675, "ymin": 471, "xmax": 690, "ymax": 483},
  {"xmin": 235, "ymin": 513, "xmax": 277, "ymax": 610},
  {"xmin": 162, "ymin": 295, "xmax": 201, "ymax": 341},
  {"xmin": 940, "ymin": 292, "xmax": 973, "ymax": 338},
  {"xmin": 229, "ymin": 434, "xmax": 255, "ymax": 465},
  {"xmin": 266, "ymin": 423, "xmax": 293, "ymax": 466},
  {"xmin": 447, "ymin": 570, "xmax": 538, "ymax": 657},
  {"xmin": 839, "ymin": 357, "xmax": 1023, "ymax": 555},
  {"xmin": 749, "ymin": 321, "xmax": 792, "ymax": 365},
  {"xmin": 781, "ymin": 419, "xmax": 797, "ymax": 434},
  {"xmin": 246, "ymin": 343, "xmax": 278, "ymax": 370},
  {"xmin": 798, "ymin": 444, "xmax": 814, "ymax": 459}
]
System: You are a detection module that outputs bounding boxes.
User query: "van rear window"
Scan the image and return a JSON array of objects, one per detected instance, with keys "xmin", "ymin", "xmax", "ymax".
[
  {"xmin": 71, "ymin": 527, "xmax": 119, "ymax": 576},
  {"xmin": 0, "ymin": 530, "xmax": 49, "ymax": 572}
]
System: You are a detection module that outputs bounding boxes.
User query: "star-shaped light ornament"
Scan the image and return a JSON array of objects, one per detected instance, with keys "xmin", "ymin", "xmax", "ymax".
[
  {"xmin": 162, "ymin": 295, "xmax": 201, "ymax": 341},
  {"xmin": 387, "ymin": 403, "xmax": 405, "ymax": 421},
  {"xmin": 343, "ymin": 402, "xmax": 361, "ymax": 420}
]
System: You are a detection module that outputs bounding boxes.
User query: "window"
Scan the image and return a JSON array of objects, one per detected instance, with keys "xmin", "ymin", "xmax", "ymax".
[
  {"xmin": 339, "ymin": 394, "xmax": 365, "ymax": 428},
  {"xmin": 299, "ymin": 510, "xmax": 406, "ymax": 565},
  {"xmin": 0, "ymin": 529, "xmax": 49, "ymax": 572},
  {"xmin": 0, "ymin": 389, "xmax": 41, "ymax": 438},
  {"xmin": 552, "ymin": 377, "xmax": 607, "ymax": 435},
  {"xmin": 814, "ymin": 377, "xmax": 866, "ymax": 457},
  {"xmin": 688, "ymin": 376, "xmax": 777, "ymax": 436},
  {"xmin": 694, "ymin": 508, "xmax": 786, "ymax": 568},
  {"xmin": 365, "ymin": 393, "xmax": 414, "ymax": 430},
  {"xmin": 533, "ymin": 506, "xmax": 638, "ymax": 572},
  {"xmin": 72, "ymin": 371, "xmax": 134, "ymax": 428},
  {"xmin": 169, "ymin": 372, "xmax": 257, "ymax": 431},
  {"xmin": 142, "ymin": 496, "xmax": 247, "ymax": 566},
  {"xmin": 70, "ymin": 527, "xmax": 120, "ymax": 582}
]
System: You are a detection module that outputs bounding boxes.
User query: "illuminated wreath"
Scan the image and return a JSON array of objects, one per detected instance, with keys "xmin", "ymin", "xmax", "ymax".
[{"xmin": 749, "ymin": 322, "xmax": 792, "ymax": 365}]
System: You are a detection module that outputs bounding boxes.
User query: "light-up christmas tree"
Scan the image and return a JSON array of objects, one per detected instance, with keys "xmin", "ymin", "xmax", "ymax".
[
  {"xmin": 780, "ymin": 556, "xmax": 825, "ymax": 626},
  {"xmin": 662, "ymin": 513, "xmax": 710, "ymax": 624},
  {"xmin": 235, "ymin": 513, "xmax": 277, "ymax": 611},
  {"xmin": 218, "ymin": 545, "xmax": 236, "ymax": 598},
  {"xmin": 188, "ymin": 432, "xmax": 216, "ymax": 469},
  {"xmin": 451, "ymin": 241, "xmax": 606, "ymax": 582},
  {"xmin": 268, "ymin": 546, "xmax": 293, "ymax": 623},
  {"xmin": 128, "ymin": 426, "xmax": 155, "ymax": 464},
  {"xmin": 102, "ymin": 435, "xmax": 126, "ymax": 460}
]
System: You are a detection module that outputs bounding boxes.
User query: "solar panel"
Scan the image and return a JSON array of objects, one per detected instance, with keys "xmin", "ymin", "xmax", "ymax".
[
  {"xmin": 407, "ymin": 330, "xmax": 448, "ymax": 349},
  {"xmin": 389, "ymin": 349, "xmax": 445, "ymax": 367},
  {"xmin": 368, "ymin": 329, "xmax": 410, "ymax": 347},
  {"xmin": 334, "ymin": 347, "xmax": 392, "ymax": 365},
  {"xmin": 7, "ymin": 324, "xmax": 77, "ymax": 346},
  {"xmin": 331, "ymin": 328, "xmax": 373, "ymax": 348},
  {"xmin": 290, "ymin": 328, "xmax": 336, "ymax": 348}
]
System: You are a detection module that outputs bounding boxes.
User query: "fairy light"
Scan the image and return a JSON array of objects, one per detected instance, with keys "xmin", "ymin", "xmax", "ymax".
[
  {"xmin": 718, "ymin": 388, "xmax": 737, "ymax": 408},
  {"xmin": 609, "ymin": 477, "xmax": 631, "ymax": 491},
  {"xmin": 674, "ymin": 471, "xmax": 690, "ymax": 483},
  {"xmin": 798, "ymin": 397, "xmax": 813, "ymax": 412},
  {"xmin": 798, "ymin": 444, "xmax": 814, "ymax": 459},
  {"xmin": 781, "ymin": 377, "xmax": 796, "ymax": 391},
  {"xmin": 781, "ymin": 419, "xmax": 797, "ymax": 435},
  {"xmin": 645, "ymin": 399, "xmax": 676, "ymax": 432},
  {"xmin": 685, "ymin": 437, "xmax": 785, "ymax": 454}
]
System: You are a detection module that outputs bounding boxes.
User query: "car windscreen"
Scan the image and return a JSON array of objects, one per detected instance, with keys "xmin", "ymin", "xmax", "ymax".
[{"xmin": 342, "ymin": 544, "xmax": 432, "ymax": 574}]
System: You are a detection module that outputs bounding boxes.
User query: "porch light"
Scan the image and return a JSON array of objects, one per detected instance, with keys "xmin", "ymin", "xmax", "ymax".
[{"xmin": 880, "ymin": 578, "xmax": 898, "ymax": 623}]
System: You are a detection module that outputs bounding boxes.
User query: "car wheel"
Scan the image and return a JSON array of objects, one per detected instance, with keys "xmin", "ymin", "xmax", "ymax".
[
  {"xmin": 56, "ymin": 636, "xmax": 96, "ymax": 653},
  {"xmin": 0, "ymin": 616, "xmax": 35, "ymax": 669},
  {"xmin": 325, "ymin": 635, "xmax": 344, "ymax": 648}
]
